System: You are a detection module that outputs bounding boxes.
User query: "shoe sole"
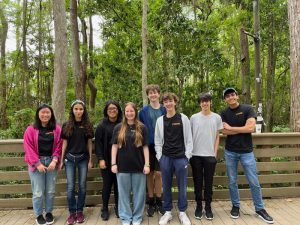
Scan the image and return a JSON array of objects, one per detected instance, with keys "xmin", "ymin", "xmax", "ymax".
[
  {"xmin": 46, "ymin": 220, "xmax": 54, "ymax": 225},
  {"xmin": 194, "ymin": 215, "xmax": 203, "ymax": 220},
  {"xmin": 159, "ymin": 216, "xmax": 172, "ymax": 225},
  {"xmin": 256, "ymin": 214, "xmax": 274, "ymax": 224},
  {"xmin": 230, "ymin": 214, "xmax": 239, "ymax": 219},
  {"xmin": 36, "ymin": 220, "xmax": 46, "ymax": 225}
]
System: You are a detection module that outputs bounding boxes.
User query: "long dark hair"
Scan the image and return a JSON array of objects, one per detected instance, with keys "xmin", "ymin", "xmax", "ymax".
[
  {"xmin": 63, "ymin": 100, "xmax": 93, "ymax": 138},
  {"xmin": 34, "ymin": 104, "xmax": 56, "ymax": 130},
  {"xmin": 117, "ymin": 102, "xmax": 144, "ymax": 148},
  {"xmin": 103, "ymin": 100, "xmax": 123, "ymax": 123}
]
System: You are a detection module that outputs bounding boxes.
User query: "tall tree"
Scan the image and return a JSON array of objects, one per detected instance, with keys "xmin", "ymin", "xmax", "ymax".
[
  {"xmin": 141, "ymin": 0, "xmax": 148, "ymax": 106},
  {"xmin": 70, "ymin": 0, "xmax": 86, "ymax": 101},
  {"xmin": 0, "ymin": 5, "xmax": 9, "ymax": 129},
  {"xmin": 288, "ymin": 0, "xmax": 300, "ymax": 131},
  {"xmin": 52, "ymin": 0, "xmax": 68, "ymax": 124}
]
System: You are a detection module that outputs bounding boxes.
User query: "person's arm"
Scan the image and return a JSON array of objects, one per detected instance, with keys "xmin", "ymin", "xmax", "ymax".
[
  {"xmin": 111, "ymin": 144, "xmax": 118, "ymax": 173},
  {"xmin": 223, "ymin": 118, "xmax": 256, "ymax": 134},
  {"xmin": 59, "ymin": 139, "xmax": 68, "ymax": 170},
  {"xmin": 87, "ymin": 138, "xmax": 93, "ymax": 169},
  {"xmin": 154, "ymin": 117, "xmax": 163, "ymax": 161},
  {"xmin": 214, "ymin": 132, "xmax": 220, "ymax": 158},
  {"xmin": 183, "ymin": 115, "xmax": 193, "ymax": 160},
  {"xmin": 143, "ymin": 145, "xmax": 150, "ymax": 174},
  {"xmin": 221, "ymin": 128, "xmax": 239, "ymax": 135},
  {"xmin": 94, "ymin": 123, "xmax": 106, "ymax": 169}
]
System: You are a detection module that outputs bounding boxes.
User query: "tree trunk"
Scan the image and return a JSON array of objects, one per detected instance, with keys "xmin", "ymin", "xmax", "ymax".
[
  {"xmin": 22, "ymin": 0, "xmax": 30, "ymax": 106},
  {"xmin": 0, "ymin": 6, "xmax": 9, "ymax": 129},
  {"xmin": 141, "ymin": 0, "xmax": 148, "ymax": 106},
  {"xmin": 265, "ymin": 17, "xmax": 276, "ymax": 132},
  {"xmin": 87, "ymin": 16, "xmax": 97, "ymax": 109},
  {"xmin": 52, "ymin": 0, "xmax": 68, "ymax": 125},
  {"xmin": 240, "ymin": 27, "xmax": 251, "ymax": 104},
  {"xmin": 288, "ymin": 0, "xmax": 300, "ymax": 131},
  {"xmin": 37, "ymin": 0, "xmax": 42, "ymax": 104},
  {"xmin": 70, "ymin": 0, "xmax": 85, "ymax": 101}
]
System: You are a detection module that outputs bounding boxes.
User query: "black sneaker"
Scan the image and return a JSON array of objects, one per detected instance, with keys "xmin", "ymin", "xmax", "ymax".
[
  {"xmin": 256, "ymin": 209, "xmax": 274, "ymax": 224},
  {"xmin": 194, "ymin": 206, "xmax": 203, "ymax": 220},
  {"xmin": 156, "ymin": 197, "xmax": 165, "ymax": 215},
  {"xmin": 101, "ymin": 208, "xmax": 109, "ymax": 221},
  {"xmin": 36, "ymin": 215, "xmax": 46, "ymax": 225},
  {"xmin": 205, "ymin": 208, "xmax": 214, "ymax": 220},
  {"xmin": 45, "ymin": 213, "xmax": 54, "ymax": 224},
  {"xmin": 230, "ymin": 206, "xmax": 240, "ymax": 219},
  {"xmin": 147, "ymin": 204, "xmax": 156, "ymax": 217}
]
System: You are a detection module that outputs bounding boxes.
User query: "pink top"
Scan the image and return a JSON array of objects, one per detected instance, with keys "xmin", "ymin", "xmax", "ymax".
[{"xmin": 23, "ymin": 125, "xmax": 62, "ymax": 171}]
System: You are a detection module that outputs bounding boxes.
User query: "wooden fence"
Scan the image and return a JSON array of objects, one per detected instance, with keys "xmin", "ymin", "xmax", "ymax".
[{"xmin": 1, "ymin": 133, "xmax": 300, "ymax": 209}]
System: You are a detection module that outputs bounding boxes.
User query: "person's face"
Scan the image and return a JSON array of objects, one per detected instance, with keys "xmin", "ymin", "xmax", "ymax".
[
  {"xmin": 107, "ymin": 104, "xmax": 118, "ymax": 120},
  {"xmin": 125, "ymin": 105, "xmax": 136, "ymax": 122},
  {"xmin": 163, "ymin": 98, "xmax": 176, "ymax": 112},
  {"xmin": 39, "ymin": 108, "xmax": 52, "ymax": 126},
  {"xmin": 224, "ymin": 92, "xmax": 239, "ymax": 106},
  {"xmin": 73, "ymin": 103, "xmax": 84, "ymax": 121},
  {"xmin": 200, "ymin": 100, "xmax": 211, "ymax": 112},
  {"xmin": 148, "ymin": 90, "xmax": 160, "ymax": 103}
]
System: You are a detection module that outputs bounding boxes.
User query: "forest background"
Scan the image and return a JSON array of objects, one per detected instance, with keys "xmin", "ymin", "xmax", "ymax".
[{"xmin": 0, "ymin": 0, "xmax": 299, "ymax": 139}]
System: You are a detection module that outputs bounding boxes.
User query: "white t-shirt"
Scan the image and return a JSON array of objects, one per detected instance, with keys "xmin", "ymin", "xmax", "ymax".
[{"xmin": 190, "ymin": 112, "xmax": 223, "ymax": 156}]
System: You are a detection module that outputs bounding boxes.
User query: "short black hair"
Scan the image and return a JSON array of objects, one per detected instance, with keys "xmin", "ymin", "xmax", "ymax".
[
  {"xmin": 198, "ymin": 92, "xmax": 212, "ymax": 104},
  {"xmin": 103, "ymin": 100, "xmax": 123, "ymax": 123}
]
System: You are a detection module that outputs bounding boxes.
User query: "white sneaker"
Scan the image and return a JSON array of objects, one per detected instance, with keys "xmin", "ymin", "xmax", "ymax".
[
  {"xmin": 159, "ymin": 211, "xmax": 172, "ymax": 225},
  {"xmin": 179, "ymin": 212, "xmax": 191, "ymax": 225}
]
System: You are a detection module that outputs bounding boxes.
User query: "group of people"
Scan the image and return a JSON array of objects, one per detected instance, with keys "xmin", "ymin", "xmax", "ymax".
[{"xmin": 23, "ymin": 85, "xmax": 274, "ymax": 225}]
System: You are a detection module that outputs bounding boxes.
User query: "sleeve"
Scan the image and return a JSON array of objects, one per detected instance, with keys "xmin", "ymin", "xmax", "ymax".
[
  {"xmin": 94, "ymin": 123, "xmax": 104, "ymax": 160},
  {"xmin": 138, "ymin": 108, "xmax": 145, "ymax": 123},
  {"xmin": 142, "ymin": 125, "xmax": 149, "ymax": 146},
  {"xmin": 247, "ymin": 106, "xmax": 257, "ymax": 120},
  {"xmin": 217, "ymin": 114, "xmax": 224, "ymax": 130},
  {"xmin": 220, "ymin": 110, "xmax": 226, "ymax": 122},
  {"xmin": 154, "ymin": 117, "xmax": 163, "ymax": 161},
  {"xmin": 52, "ymin": 125, "xmax": 63, "ymax": 160},
  {"xmin": 23, "ymin": 126, "xmax": 40, "ymax": 167},
  {"xmin": 60, "ymin": 123, "xmax": 68, "ymax": 140},
  {"xmin": 190, "ymin": 115, "xmax": 194, "ymax": 135},
  {"xmin": 182, "ymin": 115, "xmax": 193, "ymax": 160},
  {"xmin": 111, "ymin": 124, "xmax": 120, "ymax": 145}
]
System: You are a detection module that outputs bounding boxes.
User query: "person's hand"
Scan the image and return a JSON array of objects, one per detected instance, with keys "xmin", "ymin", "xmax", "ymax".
[
  {"xmin": 143, "ymin": 166, "xmax": 150, "ymax": 175},
  {"xmin": 223, "ymin": 122, "xmax": 231, "ymax": 130},
  {"xmin": 99, "ymin": 160, "xmax": 106, "ymax": 169},
  {"xmin": 88, "ymin": 160, "xmax": 93, "ymax": 170},
  {"xmin": 47, "ymin": 160, "xmax": 57, "ymax": 171},
  {"xmin": 37, "ymin": 163, "xmax": 47, "ymax": 173},
  {"xmin": 111, "ymin": 164, "xmax": 118, "ymax": 174}
]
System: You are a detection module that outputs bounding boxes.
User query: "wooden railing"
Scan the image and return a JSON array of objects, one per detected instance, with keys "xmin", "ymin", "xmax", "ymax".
[{"xmin": 1, "ymin": 133, "xmax": 300, "ymax": 209}]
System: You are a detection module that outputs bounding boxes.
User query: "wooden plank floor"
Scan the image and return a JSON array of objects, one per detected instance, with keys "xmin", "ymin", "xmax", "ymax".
[{"xmin": 0, "ymin": 198, "xmax": 299, "ymax": 225}]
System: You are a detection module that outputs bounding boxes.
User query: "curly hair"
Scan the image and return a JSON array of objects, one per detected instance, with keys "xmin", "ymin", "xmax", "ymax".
[
  {"xmin": 63, "ymin": 100, "xmax": 93, "ymax": 138},
  {"xmin": 103, "ymin": 100, "xmax": 123, "ymax": 122},
  {"xmin": 117, "ymin": 102, "xmax": 144, "ymax": 148}
]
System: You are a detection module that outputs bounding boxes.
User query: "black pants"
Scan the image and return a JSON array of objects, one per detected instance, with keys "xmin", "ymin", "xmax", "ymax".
[
  {"xmin": 190, "ymin": 156, "xmax": 217, "ymax": 209},
  {"xmin": 101, "ymin": 168, "xmax": 118, "ymax": 209}
]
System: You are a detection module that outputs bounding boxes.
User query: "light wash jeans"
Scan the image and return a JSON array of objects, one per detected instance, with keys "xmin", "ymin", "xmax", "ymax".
[
  {"xmin": 117, "ymin": 173, "xmax": 146, "ymax": 224},
  {"xmin": 64, "ymin": 157, "xmax": 88, "ymax": 214},
  {"xmin": 28, "ymin": 156, "xmax": 58, "ymax": 216},
  {"xmin": 224, "ymin": 150, "xmax": 264, "ymax": 211}
]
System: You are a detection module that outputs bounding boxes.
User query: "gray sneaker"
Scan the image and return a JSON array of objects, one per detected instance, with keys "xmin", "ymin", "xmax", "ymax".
[{"xmin": 159, "ymin": 211, "xmax": 172, "ymax": 225}]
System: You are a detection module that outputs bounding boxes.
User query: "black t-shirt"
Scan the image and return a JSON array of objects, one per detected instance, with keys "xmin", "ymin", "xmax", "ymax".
[
  {"xmin": 221, "ymin": 104, "xmax": 256, "ymax": 153},
  {"xmin": 162, "ymin": 113, "xmax": 185, "ymax": 158},
  {"xmin": 94, "ymin": 118, "xmax": 120, "ymax": 166},
  {"xmin": 61, "ymin": 122, "xmax": 93, "ymax": 155},
  {"xmin": 38, "ymin": 127, "xmax": 54, "ymax": 156},
  {"xmin": 111, "ymin": 123, "xmax": 148, "ymax": 173}
]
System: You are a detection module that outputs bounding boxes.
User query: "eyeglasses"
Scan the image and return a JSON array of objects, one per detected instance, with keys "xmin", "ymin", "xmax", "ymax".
[{"xmin": 108, "ymin": 107, "xmax": 118, "ymax": 111}]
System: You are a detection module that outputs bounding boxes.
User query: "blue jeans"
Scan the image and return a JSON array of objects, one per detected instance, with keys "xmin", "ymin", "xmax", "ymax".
[
  {"xmin": 64, "ymin": 157, "xmax": 88, "ymax": 214},
  {"xmin": 160, "ymin": 155, "xmax": 188, "ymax": 212},
  {"xmin": 224, "ymin": 150, "xmax": 264, "ymax": 211},
  {"xmin": 28, "ymin": 156, "xmax": 58, "ymax": 217},
  {"xmin": 117, "ymin": 173, "xmax": 146, "ymax": 224}
]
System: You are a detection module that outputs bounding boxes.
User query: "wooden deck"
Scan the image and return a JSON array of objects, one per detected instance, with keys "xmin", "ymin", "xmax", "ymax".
[{"xmin": 1, "ymin": 198, "xmax": 300, "ymax": 225}]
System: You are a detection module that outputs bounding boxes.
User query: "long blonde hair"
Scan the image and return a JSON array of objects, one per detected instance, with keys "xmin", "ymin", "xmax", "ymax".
[{"xmin": 117, "ymin": 102, "xmax": 144, "ymax": 148}]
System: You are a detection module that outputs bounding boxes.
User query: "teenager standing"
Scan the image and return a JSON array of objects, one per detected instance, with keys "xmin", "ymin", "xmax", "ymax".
[
  {"xmin": 190, "ymin": 92, "xmax": 223, "ymax": 220},
  {"xmin": 155, "ymin": 93, "xmax": 193, "ymax": 225},
  {"xmin": 139, "ymin": 84, "xmax": 166, "ymax": 216},
  {"xmin": 95, "ymin": 100, "xmax": 122, "ymax": 220},
  {"xmin": 60, "ymin": 100, "xmax": 94, "ymax": 225},
  {"xmin": 111, "ymin": 102, "xmax": 150, "ymax": 225},
  {"xmin": 24, "ymin": 104, "xmax": 62, "ymax": 225}
]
